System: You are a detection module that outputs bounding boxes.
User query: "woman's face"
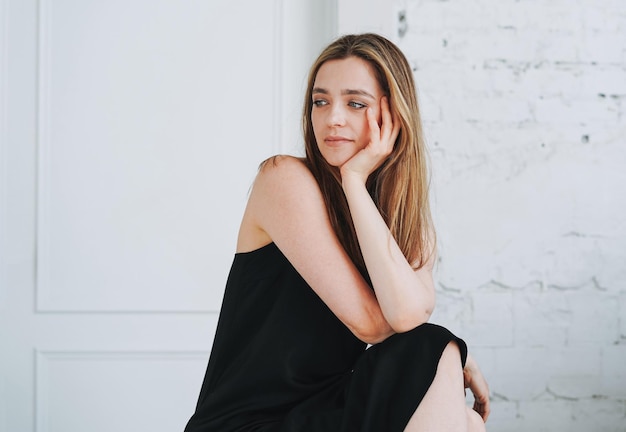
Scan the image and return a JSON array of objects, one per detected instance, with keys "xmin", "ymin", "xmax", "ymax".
[{"xmin": 311, "ymin": 56, "xmax": 385, "ymax": 167}]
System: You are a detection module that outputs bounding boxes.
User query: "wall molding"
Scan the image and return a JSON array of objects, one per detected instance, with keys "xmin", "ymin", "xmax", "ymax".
[
  {"xmin": 35, "ymin": 349, "xmax": 210, "ymax": 432},
  {"xmin": 0, "ymin": 0, "xmax": 8, "ymax": 315},
  {"xmin": 0, "ymin": 6, "xmax": 8, "ymax": 432},
  {"xmin": 33, "ymin": 0, "xmax": 288, "ymax": 313},
  {"xmin": 35, "ymin": 0, "xmax": 53, "ymax": 312},
  {"xmin": 272, "ymin": 0, "xmax": 283, "ymax": 155}
]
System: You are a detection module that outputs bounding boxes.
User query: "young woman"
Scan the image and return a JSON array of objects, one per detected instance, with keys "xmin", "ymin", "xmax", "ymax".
[{"xmin": 185, "ymin": 33, "xmax": 489, "ymax": 432}]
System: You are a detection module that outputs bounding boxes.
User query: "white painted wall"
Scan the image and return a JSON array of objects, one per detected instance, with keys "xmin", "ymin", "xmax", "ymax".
[
  {"xmin": 392, "ymin": 0, "xmax": 626, "ymax": 431},
  {"xmin": 0, "ymin": 1, "xmax": 336, "ymax": 431},
  {"xmin": 337, "ymin": 0, "xmax": 395, "ymax": 37},
  {"xmin": 4, "ymin": 0, "xmax": 623, "ymax": 430}
]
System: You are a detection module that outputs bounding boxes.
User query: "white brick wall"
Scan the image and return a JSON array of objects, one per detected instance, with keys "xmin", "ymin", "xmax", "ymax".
[{"xmin": 395, "ymin": 0, "xmax": 626, "ymax": 430}]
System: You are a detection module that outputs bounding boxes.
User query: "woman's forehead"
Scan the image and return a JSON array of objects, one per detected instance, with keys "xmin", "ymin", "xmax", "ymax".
[{"xmin": 313, "ymin": 57, "xmax": 382, "ymax": 94}]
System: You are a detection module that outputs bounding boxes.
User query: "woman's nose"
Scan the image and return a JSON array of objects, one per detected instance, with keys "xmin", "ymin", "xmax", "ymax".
[{"xmin": 328, "ymin": 105, "xmax": 346, "ymax": 127}]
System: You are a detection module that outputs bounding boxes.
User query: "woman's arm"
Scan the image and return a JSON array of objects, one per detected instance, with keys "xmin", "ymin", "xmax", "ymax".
[
  {"xmin": 237, "ymin": 155, "xmax": 394, "ymax": 344},
  {"xmin": 340, "ymin": 97, "xmax": 436, "ymax": 333},
  {"xmin": 464, "ymin": 353, "xmax": 491, "ymax": 421},
  {"xmin": 341, "ymin": 174, "xmax": 435, "ymax": 332}
]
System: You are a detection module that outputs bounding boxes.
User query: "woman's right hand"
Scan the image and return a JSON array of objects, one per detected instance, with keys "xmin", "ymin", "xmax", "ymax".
[
  {"xmin": 339, "ymin": 96, "xmax": 399, "ymax": 185},
  {"xmin": 463, "ymin": 353, "xmax": 490, "ymax": 422}
]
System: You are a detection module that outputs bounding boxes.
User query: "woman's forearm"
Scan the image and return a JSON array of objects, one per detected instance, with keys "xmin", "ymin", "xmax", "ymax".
[{"xmin": 341, "ymin": 173, "xmax": 435, "ymax": 333}]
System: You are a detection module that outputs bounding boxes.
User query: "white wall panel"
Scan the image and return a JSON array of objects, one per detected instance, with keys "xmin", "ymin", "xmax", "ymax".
[
  {"xmin": 35, "ymin": 350, "xmax": 209, "ymax": 432},
  {"xmin": 3, "ymin": 2, "xmax": 336, "ymax": 430},
  {"xmin": 337, "ymin": 0, "xmax": 395, "ymax": 38},
  {"xmin": 0, "ymin": 0, "xmax": 7, "ymax": 313},
  {"xmin": 36, "ymin": 0, "xmax": 280, "ymax": 312},
  {"xmin": 0, "ymin": 0, "xmax": 8, "ymax": 427}
]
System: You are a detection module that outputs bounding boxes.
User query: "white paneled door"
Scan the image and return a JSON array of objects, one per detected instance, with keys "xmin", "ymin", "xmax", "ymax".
[{"xmin": 0, "ymin": 1, "xmax": 335, "ymax": 430}]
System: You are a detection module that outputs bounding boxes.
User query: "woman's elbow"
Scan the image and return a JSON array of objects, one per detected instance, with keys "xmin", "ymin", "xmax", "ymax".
[
  {"xmin": 354, "ymin": 328, "xmax": 391, "ymax": 345},
  {"xmin": 351, "ymin": 316, "xmax": 394, "ymax": 344},
  {"xmin": 387, "ymin": 310, "xmax": 431, "ymax": 334},
  {"xmin": 349, "ymin": 293, "xmax": 436, "ymax": 343},
  {"xmin": 351, "ymin": 307, "xmax": 431, "ymax": 343},
  {"xmin": 387, "ymin": 298, "xmax": 435, "ymax": 334}
]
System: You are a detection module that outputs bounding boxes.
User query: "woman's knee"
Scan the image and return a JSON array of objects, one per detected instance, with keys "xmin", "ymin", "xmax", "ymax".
[{"xmin": 438, "ymin": 341, "xmax": 464, "ymax": 377}]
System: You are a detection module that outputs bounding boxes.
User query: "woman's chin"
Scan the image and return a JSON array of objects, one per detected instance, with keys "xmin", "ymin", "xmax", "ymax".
[
  {"xmin": 323, "ymin": 159, "xmax": 343, "ymax": 168},
  {"xmin": 320, "ymin": 151, "xmax": 355, "ymax": 168}
]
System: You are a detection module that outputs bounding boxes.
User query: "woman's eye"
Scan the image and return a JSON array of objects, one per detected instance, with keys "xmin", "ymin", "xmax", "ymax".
[
  {"xmin": 349, "ymin": 101, "xmax": 366, "ymax": 109},
  {"xmin": 313, "ymin": 99, "xmax": 328, "ymax": 107}
]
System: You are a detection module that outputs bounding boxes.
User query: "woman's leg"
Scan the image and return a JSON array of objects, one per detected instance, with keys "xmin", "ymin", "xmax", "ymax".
[{"xmin": 404, "ymin": 342, "xmax": 486, "ymax": 432}]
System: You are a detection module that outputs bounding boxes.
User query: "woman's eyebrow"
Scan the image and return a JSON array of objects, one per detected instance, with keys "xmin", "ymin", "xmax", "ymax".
[
  {"xmin": 312, "ymin": 87, "xmax": 376, "ymax": 100},
  {"xmin": 342, "ymin": 89, "xmax": 376, "ymax": 100}
]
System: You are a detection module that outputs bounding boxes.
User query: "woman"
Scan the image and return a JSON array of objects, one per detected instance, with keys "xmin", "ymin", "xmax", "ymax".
[{"xmin": 185, "ymin": 33, "xmax": 489, "ymax": 431}]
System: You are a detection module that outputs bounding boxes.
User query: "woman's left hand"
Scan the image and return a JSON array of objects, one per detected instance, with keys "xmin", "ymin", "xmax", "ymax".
[
  {"xmin": 464, "ymin": 354, "xmax": 490, "ymax": 422},
  {"xmin": 340, "ymin": 96, "xmax": 400, "ymax": 184}
]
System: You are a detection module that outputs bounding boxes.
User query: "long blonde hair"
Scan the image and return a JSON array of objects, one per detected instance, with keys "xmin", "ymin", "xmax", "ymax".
[{"xmin": 302, "ymin": 33, "xmax": 435, "ymax": 279}]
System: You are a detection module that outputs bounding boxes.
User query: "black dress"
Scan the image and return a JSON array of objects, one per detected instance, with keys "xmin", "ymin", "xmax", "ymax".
[{"xmin": 184, "ymin": 242, "xmax": 467, "ymax": 432}]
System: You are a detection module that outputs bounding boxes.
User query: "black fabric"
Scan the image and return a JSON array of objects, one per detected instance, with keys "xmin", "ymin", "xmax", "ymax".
[{"xmin": 184, "ymin": 242, "xmax": 467, "ymax": 432}]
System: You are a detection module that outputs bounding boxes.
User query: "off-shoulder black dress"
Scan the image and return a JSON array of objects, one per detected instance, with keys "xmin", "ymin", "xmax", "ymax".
[{"xmin": 184, "ymin": 242, "xmax": 466, "ymax": 432}]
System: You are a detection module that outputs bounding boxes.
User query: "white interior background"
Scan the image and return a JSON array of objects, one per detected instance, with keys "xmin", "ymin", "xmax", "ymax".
[
  {"xmin": 385, "ymin": 1, "xmax": 625, "ymax": 431},
  {"xmin": 1, "ymin": 1, "xmax": 625, "ymax": 431}
]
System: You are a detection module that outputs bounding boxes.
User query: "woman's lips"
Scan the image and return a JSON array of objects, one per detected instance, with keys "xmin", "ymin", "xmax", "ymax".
[{"xmin": 324, "ymin": 136, "xmax": 353, "ymax": 147}]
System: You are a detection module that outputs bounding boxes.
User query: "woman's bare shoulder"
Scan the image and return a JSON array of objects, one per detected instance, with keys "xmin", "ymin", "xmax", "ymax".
[
  {"xmin": 240, "ymin": 155, "xmax": 389, "ymax": 342},
  {"xmin": 254, "ymin": 154, "xmax": 325, "ymax": 212},
  {"xmin": 254, "ymin": 155, "xmax": 326, "ymax": 203},
  {"xmin": 257, "ymin": 155, "xmax": 312, "ymax": 181},
  {"xmin": 237, "ymin": 155, "xmax": 323, "ymax": 252}
]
